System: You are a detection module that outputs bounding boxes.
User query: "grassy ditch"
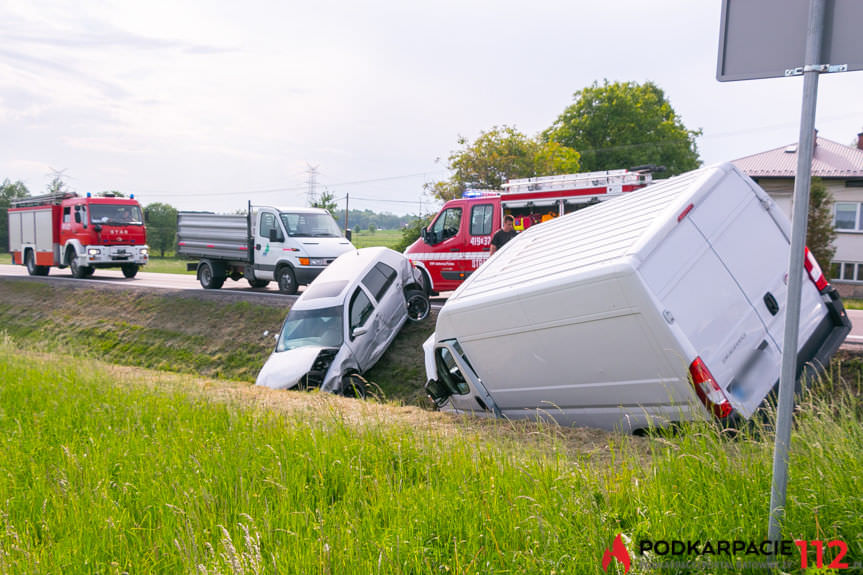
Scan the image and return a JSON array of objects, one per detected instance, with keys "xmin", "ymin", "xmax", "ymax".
[
  {"xmin": 0, "ymin": 278, "xmax": 434, "ymax": 404},
  {"xmin": 0, "ymin": 340, "xmax": 861, "ymax": 573}
]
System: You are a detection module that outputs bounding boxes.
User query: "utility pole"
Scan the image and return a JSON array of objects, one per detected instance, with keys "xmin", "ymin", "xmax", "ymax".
[{"xmin": 344, "ymin": 192, "xmax": 350, "ymax": 236}]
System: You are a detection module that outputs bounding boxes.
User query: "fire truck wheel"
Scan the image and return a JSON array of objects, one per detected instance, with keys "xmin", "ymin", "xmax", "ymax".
[
  {"xmin": 199, "ymin": 262, "xmax": 225, "ymax": 289},
  {"xmin": 25, "ymin": 251, "xmax": 49, "ymax": 276},
  {"xmin": 276, "ymin": 266, "xmax": 298, "ymax": 295},
  {"xmin": 405, "ymin": 289, "xmax": 430, "ymax": 322},
  {"xmin": 121, "ymin": 264, "xmax": 139, "ymax": 278},
  {"xmin": 69, "ymin": 252, "xmax": 89, "ymax": 279}
]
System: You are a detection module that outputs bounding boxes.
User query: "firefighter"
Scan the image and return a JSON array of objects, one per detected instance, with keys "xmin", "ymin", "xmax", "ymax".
[{"xmin": 489, "ymin": 215, "xmax": 518, "ymax": 256}]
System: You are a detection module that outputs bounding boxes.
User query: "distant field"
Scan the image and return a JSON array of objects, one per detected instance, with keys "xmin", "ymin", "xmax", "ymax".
[{"xmin": 350, "ymin": 228, "xmax": 404, "ymax": 249}]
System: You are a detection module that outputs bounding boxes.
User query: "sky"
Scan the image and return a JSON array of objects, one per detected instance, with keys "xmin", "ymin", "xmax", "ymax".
[{"xmin": 2, "ymin": 0, "xmax": 862, "ymax": 216}]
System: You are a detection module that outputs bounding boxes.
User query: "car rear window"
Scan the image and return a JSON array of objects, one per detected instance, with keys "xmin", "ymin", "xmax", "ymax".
[{"xmin": 361, "ymin": 262, "xmax": 397, "ymax": 301}]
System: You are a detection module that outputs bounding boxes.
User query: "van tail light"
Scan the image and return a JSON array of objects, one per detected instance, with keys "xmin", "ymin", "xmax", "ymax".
[
  {"xmin": 688, "ymin": 357, "xmax": 733, "ymax": 419},
  {"xmin": 803, "ymin": 246, "xmax": 829, "ymax": 293}
]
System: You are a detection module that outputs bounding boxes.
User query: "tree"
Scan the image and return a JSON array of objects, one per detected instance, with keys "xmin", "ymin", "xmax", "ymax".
[
  {"xmin": 46, "ymin": 175, "xmax": 70, "ymax": 195},
  {"xmin": 311, "ymin": 190, "xmax": 338, "ymax": 214},
  {"xmin": 806, "ymin": 178, "xmax": 836, "ymax": 269},
  {"xmin": 544, "ymin": 80, "xmax": 701, "ymax": 176},
  {"xmin": 1, "ymin": 179, "xmax": 30, "ymax": 251},
  {"xmin": 394, "ymin": 213, "xmax": 434, "ymax": 252},
  {"xmin": 368, "ymin": 223, "xmax": 377, "ymax": 234},
  {"xmin": 144, "ymin": 202, "xmax": 178, "ymax": 258},
  {"xmin": 429, "ymin": 125, "xmax": 580, "ymax": 201}
]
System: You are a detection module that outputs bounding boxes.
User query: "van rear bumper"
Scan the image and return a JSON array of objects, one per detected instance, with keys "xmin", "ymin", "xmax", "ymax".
[{"xmin": 796, "ymin": 285, "xmax": 851, "ymax": 385}]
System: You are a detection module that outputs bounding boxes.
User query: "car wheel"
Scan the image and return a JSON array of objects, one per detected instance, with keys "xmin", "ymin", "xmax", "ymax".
[
  {"xmin": 405, "ymin": 289, "xmax": 430, "ymax": 322},
  {"xmin": 121, "ymin": 264, "xmax": 139, "ymax": 278},
  {"xmin": 276, "ymin": 267, "xmax": 298, "ymax": 295},
  {"xmin": 342, "ymin": 372, "xmax": 367, "ymax": 399}
]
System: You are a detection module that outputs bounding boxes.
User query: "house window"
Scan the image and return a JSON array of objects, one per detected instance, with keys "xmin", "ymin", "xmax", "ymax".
[
  {"xmin": 834, "ymin": 203, "xmax": 861, "ymax": 230},
  {"xmin": 830, "ymin": 261, "xmax": 862, "ymax": 282}
]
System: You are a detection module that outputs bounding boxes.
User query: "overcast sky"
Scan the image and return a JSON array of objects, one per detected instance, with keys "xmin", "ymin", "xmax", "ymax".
[{"xmin": 2, "ymin": 0, "xmax": 862, "ymax": 216}]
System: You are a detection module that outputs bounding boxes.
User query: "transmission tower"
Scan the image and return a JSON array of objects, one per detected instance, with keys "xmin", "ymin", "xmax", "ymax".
[{"xmin": 306, "ymin": 164, "xmax": 319, "ymax": 205}]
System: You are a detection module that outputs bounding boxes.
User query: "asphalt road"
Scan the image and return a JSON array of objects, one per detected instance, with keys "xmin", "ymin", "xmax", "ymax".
[{"xmin": 0, "ymin": 263, "xmax": 451, "ymax": 308}]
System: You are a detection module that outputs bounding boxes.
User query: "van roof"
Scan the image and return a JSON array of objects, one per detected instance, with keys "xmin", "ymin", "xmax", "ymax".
[{"xmin": 452, "ymin": 163, "xmax": 758, "ymax": 300}]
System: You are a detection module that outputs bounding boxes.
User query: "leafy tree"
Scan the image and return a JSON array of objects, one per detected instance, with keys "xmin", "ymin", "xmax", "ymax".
[
  {"xmin": 144, "ymin": 203, "xmax": 178, "ymax": 258},
  {"xmin": 806, "ymin": 178, "xmax": 836, "ymax": 268},
  {"xmin": 394, "ymin": 213, "xmax": 434, "ymax": 252},
  {"xmin": 429, "ymin": 125, "xmax": 580, "ymax": 201},
  {"xmin": 46, "ymin": 175, "xmax": 70, "ymax": 195},
  {"xmin": 368, "ymin": 223, "xmax": 376, "ymax": 234},
  {"xmin": 311, "ymin": 190, "xmax": 338, "ymax": 214},
  {"xmin": 544, "ymin": 80, "xmax": 701, "ymax": 176},
  {"xmin": 1, "ymin": 179, "xmax": 30, "ymax": 251}
]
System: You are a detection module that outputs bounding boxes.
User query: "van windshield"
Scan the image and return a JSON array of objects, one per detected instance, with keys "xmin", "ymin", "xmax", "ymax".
[
  {"xmin": 280, "ymin": 212, "xmax": 342, "ymax": 238},
  {"xmin": 277, "ymin": 306, "xmax": 343, "ymax": 351}
]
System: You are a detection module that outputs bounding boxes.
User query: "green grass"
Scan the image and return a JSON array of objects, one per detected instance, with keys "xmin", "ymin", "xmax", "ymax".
[
  {"xmin": 144, "ymin": 257, "xmax": 196, "ymax": 275},
  {"xmin": 0, "ymin": 339, "xmax": 861, "ymax": 573},
  {"xmin": 350, "ymin": 228, "xmax": 403, "ymax": 249},
  {"xmin": 0, "ymin": 278, "xmax": 435, "ymax": 404}
]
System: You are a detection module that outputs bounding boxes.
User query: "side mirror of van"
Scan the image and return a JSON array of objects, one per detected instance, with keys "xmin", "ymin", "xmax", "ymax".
[
  {"xmin": 345, "ymin": 229, "xmax": 352, "ymax": 241},
  {"xmin": 269, "ymin": 229, "xmax": 281, "ymax": 243}
]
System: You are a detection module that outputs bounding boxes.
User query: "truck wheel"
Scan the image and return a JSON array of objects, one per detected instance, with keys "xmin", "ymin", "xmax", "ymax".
[
  {"xmin": 68, "ymin": 251, "xmax": 89, "ymax": 279},
  {"xmin": 247, "ymin": 278, "xmax": 270, "ymax": 288},
  {"xmin": 405, "ymin": 289, "xmax": 430, "ymax": 322},
  {"xmin": 276, "ymin": 267, "xmax": 298, "ymax": 295},
  {"xmin": 199, "ymin": 261, "xmax": 225, "ymax": 289},
  {"xmin": 121, "ymin": 264, "xmax": 139, "ymax": 278},
  {"xmin": 25, "ymin": 250, "xmax": 49, "ymax": 276}
]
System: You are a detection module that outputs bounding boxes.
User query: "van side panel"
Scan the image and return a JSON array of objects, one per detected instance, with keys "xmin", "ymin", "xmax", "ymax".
[{"xmin": 447, "ymin": 272, "xmax": 693, "ymax": 429}]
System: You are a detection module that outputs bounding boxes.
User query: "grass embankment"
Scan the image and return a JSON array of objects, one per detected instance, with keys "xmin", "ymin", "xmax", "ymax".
[
  {"xmin": 0, "ymin": 278, "xmax": 434, "ymax": 404},
  {"xmin": 0, "ymin": 339, "xmax": 861, "ymax": 573}
]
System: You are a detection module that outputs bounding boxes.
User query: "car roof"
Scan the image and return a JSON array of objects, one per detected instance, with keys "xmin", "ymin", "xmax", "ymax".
[{"xmin": 291, "ymin": 247, "xmax": 404, "ymax": 310}]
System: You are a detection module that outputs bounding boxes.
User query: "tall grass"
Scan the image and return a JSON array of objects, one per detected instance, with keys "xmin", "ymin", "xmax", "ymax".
[{"xmin": 0, "ymin": 338, "xmax": 861, "ymax": 573}]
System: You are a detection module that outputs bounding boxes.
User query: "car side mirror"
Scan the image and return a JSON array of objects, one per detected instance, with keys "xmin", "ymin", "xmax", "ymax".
[
  {"xmin": 74, "ymin": 212, "xmax": 81, "ymax": 224},
  {"xmin": 269, "ymin": 229, "xmax": 280, "ymax": 242},
  {"xmin": 345, "ymin": 229, "xmax": 352, "ymax": 241},
  {"xmin": 352, "ymin": 326, "xmax": 368, "ymax": 338}
]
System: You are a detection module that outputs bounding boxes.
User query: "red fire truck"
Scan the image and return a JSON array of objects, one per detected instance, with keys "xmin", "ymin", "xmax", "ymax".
[
  {"xmin": 404, "ymin": 168, "xmax": 654, "ymax": 293},
  {"xmin": 8, "ymin": 191, "xmax": 149, "ymax": 278}
]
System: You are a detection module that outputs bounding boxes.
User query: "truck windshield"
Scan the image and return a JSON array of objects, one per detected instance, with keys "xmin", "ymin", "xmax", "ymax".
[
  {"xmin": 90, "ymin": 204, "xmax": 143, "ymax": 225},
  {"xmin": 280, "ymin": 212, "xmax": 342, "ymax": 238},
  {"xmin": 276, "ymin": 306, "xmax": 343, "ymax": 352}
]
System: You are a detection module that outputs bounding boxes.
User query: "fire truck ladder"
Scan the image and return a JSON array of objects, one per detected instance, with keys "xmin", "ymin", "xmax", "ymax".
[
  {"xmin": 501, "ymin": 169, "xmax": 652, "ymax": 195},
  {"xmin": 10, "ymin": 191, "xmax": 78, "ymax": 208}
]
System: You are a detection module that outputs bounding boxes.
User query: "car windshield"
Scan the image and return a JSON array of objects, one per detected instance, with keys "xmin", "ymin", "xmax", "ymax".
[
  {"xmin": 90, "ymin": 204, "xmax": 143, "ymax": 225},
  {"xmin": 276, "ymin": 306, "xmax": 343, "ymax": 352},
  {"xmin": 280, "ymin": 212, "xmax": 342, "ymax": 238}
]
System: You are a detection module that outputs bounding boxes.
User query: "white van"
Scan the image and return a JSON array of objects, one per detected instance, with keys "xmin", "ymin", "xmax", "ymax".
[{"xmin": 423, "ymin": 163, "xmax": 851, "ymax": 431}]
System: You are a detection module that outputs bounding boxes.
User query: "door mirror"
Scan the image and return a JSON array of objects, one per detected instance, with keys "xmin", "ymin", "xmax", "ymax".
[
  {"xmin": 345, "ymin": 229, "xmax": 352, "ymax": 241},
  {"xmin": 269, "ymin": 228, "xmax": 280, "ymax": 243},
  {"xmin": 352, "ymin": 326, "xmax": 368, "ymax": 339},
  {"xmin": 74, "ymin": 213, "xmax": 81, "ymax": 224}
]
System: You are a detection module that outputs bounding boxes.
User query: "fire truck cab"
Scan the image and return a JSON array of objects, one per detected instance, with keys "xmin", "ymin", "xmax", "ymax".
[
  {"xmin": 404, "ymin": 169, "xmax": 654, "ymax": 293},
  {"xmin": 8, "ymin": 192, "xmax": 149, "ymax": 278}
]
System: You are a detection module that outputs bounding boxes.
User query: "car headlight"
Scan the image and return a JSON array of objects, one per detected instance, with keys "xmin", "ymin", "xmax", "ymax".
[
  {"xmin": 310, "ymin": 258, "xmax": 326, "ymax": 266},
  {"xmin": 88, "ymin": 248, "xmax": 101, "ymax": 256}
]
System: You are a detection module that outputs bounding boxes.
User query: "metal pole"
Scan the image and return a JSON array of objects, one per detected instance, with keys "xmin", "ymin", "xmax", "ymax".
[
  {"xmin": 767, "ymin": 0, "xmax": 825, "ymax": 548},
  {"xmin": 344, "ymin": 192, "xmax": 349, "ymax": 236}
]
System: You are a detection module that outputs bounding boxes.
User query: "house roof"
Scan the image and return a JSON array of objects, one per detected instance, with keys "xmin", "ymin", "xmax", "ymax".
[{"xmin": 732, "ymin": 136, "xmax": 863, "ymax": 178}]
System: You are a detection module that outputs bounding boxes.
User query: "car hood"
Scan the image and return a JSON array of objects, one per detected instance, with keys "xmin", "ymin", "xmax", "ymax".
[{"xmin": 255, "ymin": 346, "xmax": 324, "ymax": 389}]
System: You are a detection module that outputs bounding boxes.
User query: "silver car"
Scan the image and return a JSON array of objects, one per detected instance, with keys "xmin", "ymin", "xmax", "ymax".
[{"xmin": 255, "ymin": 247, "xmax": 430, "ymax": 396}]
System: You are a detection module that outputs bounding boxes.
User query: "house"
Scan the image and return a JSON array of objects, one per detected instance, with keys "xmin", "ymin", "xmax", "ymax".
[{"xmin": 733, "ymin": 132, "xmax": 863, "ymax": 298}]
